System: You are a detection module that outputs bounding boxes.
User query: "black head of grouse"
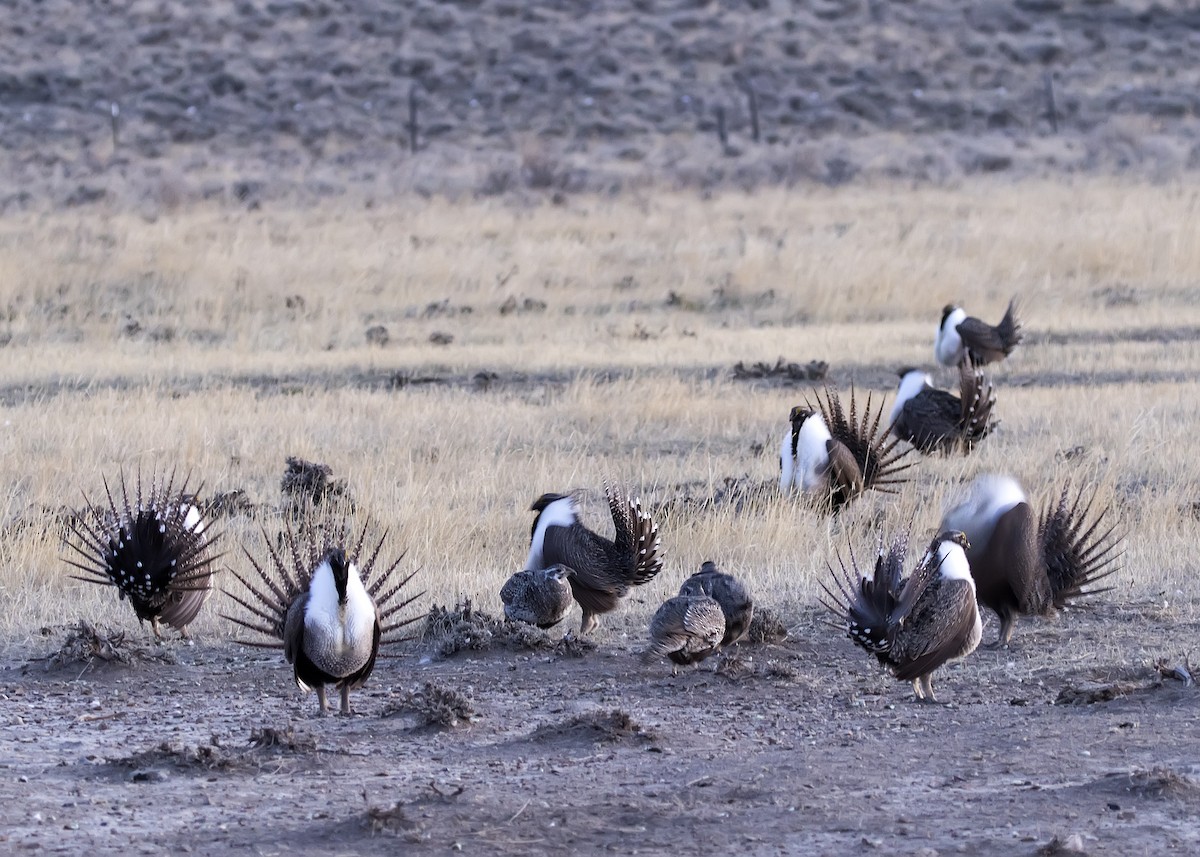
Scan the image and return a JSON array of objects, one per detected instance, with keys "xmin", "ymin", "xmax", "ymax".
[
  {"xmin": 62, "ymin": 469, "xmax": 219, "ymax": 639},
  {"xmin": 889, "ymin": 360, "xmax": 996, "ymax": 454},
  {"xmin": 225, "ymin": 516, "xmax": 423, "ymax": 716},
  {"xmin": 678, "ymin": 561, "xmax": 754, "ymax": 647},
  {"xmin": 939, "ymin": 474, "xmax": 1122, "ymax": 646},
  {"xmin": 524, "ymin": 484, "xmax": 663, "ymax": 634},
  {"xmin": 499, "ymin": 564, "xmax": 575, "ymax": 629},
  {"xmin": 935, "ymin": 297, "xmax": 1022, "ymax": 367},
  {"xmin": 822, "ymin": 529, "xmax": 982, "ymax": 703},
  {"xmin": 780, "ymin": 387, "xmax": 914, "ymax": 512}
]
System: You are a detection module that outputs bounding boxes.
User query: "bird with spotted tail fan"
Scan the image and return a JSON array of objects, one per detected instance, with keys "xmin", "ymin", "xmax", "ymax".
[
  {"xmin": 224, "ymin": 515, "xmax": 423, "ymax": 715},
  {"xmin": 780, "ymin": 386, "xmax": 914, "ymax": 511},
  {"xmin": 61, "ymin": 469, "xmax": 219, "ymax": 639},
  {"xmin": 821, "ymin": 530, "xmax": 982, "ymax": 703},
  {"xmin": 524, "ymin": 483, "xmax": 663, "ymax": 634},
  {"xmin": 939, "ymin": 474, "xmax": 1122, "ymax": 646}
]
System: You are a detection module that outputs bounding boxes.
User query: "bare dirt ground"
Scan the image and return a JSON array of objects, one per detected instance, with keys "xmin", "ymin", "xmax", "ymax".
[{"xmin": 2, "ymin": 597, "xmax": 1198, "ymax": 856}]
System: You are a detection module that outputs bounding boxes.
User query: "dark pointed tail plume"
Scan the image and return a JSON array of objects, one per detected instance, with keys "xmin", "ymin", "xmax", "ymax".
[
  {"xmin": 605, "ymin": 483, "xmax": 664, "ymax": 587},
  {"xmin": 1039, "ymin": 484, "xmax": 1123, "ymax": 607},
  {"xmin": 812, "ymin": 386, "xmax": 915, "ymax": 495},
  {"xmin": 996, "ymin": 297, "xmax": 1023, "ymax": 355}
]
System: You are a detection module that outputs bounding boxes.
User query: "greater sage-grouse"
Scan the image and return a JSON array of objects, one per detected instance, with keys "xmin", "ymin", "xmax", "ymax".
[
  {"xmin": 889, "ymin": 361, "xmax": 996, "ymax": 454},
  {"xmin": 524, "ymin": 485, "xmax": 663, "ymax": 634},
  {"xmin": 225, "ymin": 519, "xmax": 422, "ymax": 715},
  {"xmin": 499, "ymin": 564, "xmax": 575, "ymax": 629},
  {"xmin": 939, "ymin": 474, "xmax": 1122, "ymax": 646},
  {"xmin": 678, "ymin": 561, "xmax": 753, "ymax": 647},
  {"xmin": 822, "ymin": 530, "xmax": 982, "ymax": 703},
  {"xmin": 642, "ymin": 594, "xmax": 726, "ymax": 673},
  {"xmin": 935, "ymin": 298, "xmax": 1022, "ymax": 367},
  {"xmin": 62, "ymin": 470, "xmax": 218, "ymax": 638},
  {"xmin": 780, "ymin": 387, "xmax": 913, "ymax": 511}
]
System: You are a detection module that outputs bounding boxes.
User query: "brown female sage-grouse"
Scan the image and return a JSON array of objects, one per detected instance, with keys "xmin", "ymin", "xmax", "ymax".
[
  {"xmin": 62, "ymin": 470, "xmax": 219, "ymax": 639},
  {"xmin": 524, "ymin": 484, "xmax": 663, "ymax": 634},
  {"xmin": 678, "ymin": 561, "xmax": 753, "ymax": 647},
  {"xmin": 889, "ymin": 361, "xmax": 996, "ymax": 454},
  {"xmin": 822, "ymin": 530, "xmax": 982, "ymax": 703},
  {"xmin": 939, "ymin": 474, "xmax": 1122, "ymax": 647},
  {"xmin": 779, "ymin": 386, "xmax": 914, "ymax": 512},
  {"xmin": 499, "ymin": 564, "xmax": 575, "ymax": 629},
  {"xmin": 935, "ymin": 298, "xmax": 1022, "ymax": 367},
  {"xmin": 225, "ymin": 518, "xmax": 422, "ymax": 716},
  {"xmin": 642, "ymin": 594, "xmax": 726, "ymax": 674}
]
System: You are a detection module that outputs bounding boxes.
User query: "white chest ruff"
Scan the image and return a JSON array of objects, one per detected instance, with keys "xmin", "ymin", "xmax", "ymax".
[
  {"xmin": 304, "ymin": 564, "xmax": 376, "ymax": 676},
  {"xmin": 935, "ymin": 308, "xmax": 966, "ymax": 366},
  {"xmin": 797, "ymin": 416, "xmax": 832, "ymax": 494}
]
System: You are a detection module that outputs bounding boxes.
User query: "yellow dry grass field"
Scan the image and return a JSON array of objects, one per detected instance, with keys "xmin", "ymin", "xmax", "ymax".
[{"xmin": 0, "ymin": 178, "xmax": 1198, "ymax": 643}]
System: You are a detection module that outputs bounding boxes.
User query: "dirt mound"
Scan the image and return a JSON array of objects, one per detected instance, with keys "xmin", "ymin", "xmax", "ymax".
[
  {"xmin": 31, "ymin": 620, "xmax": 176, "ymax": 674},
  {"xmin": 5, "ymin": 0, "xmax": 1200, "ymax": 208},
  {"xmin": 530, "ymin": 709, "xmax": 659, "ymax": 747}
]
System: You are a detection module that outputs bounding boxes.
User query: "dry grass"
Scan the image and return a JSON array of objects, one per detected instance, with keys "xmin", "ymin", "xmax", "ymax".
[{"xmin": 0, "ymin": 178, "xmax": 1198, "ymax": 644}]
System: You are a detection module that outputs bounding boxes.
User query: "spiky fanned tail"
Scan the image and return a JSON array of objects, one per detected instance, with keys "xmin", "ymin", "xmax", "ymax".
[
  {"xmin": 811, "ymin": 386, "xmax": 915, "ymax": 495},
  {"xmin": 1039, "ymin": 484, "xmax": 1122, "ymax": 607},
  {"xmin": 820, "ymin": 535, "xmax": 910, "ymax": 659},
  {"xmin": 223, "ymin": 516, "xmax": 424, "ymax": 646},
  {"xmin": 957, "ymin": 360, "xmax": 997, "ymax": 450},
  {"xmin": 61, "ymin": 468, "xmax": 220, "ymax": 631},
  {"xmin": 605, "ymin": 483, "xmax": 663, "ymax": 587}
]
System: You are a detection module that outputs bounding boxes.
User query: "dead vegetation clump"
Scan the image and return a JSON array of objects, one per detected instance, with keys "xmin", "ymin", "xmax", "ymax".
[
  {"xmin": 747, "ymin": 606, "xmax": 790, "ymax": 644},
  {"xmin": 361, "ymin": 790, "xmax": 422, "ymax": 837},
  {"xmin": 657, "ymin": 476, "xmax": 777, "ymax": 518},
  {"xmin": 732, "ymin": 357, "xmax": 829, "ymax": 383},
  {"xmin": 1054, "ymin": 681, "xmax": 1143, "ymax": 705},
  {"xmin": 110, "ymin": 740, "xmax": 238, "ymax": 774},
  {"xmin": 247, "ymin": 725, "xmax": 317, "ymax": 753},
  {"xmin": 1125, "ymin": 767, "xmax": 1200, "ymax": 800},
  {"xmin": 421, "ymin": 599, "xmax": 584, "ymax": 657},
  {"xmin": 280, "ymin": 456, "xmax": 352, "ymax": 511},
  {"xmin": 532, "ymin": 709, "xmax": 658, "ymax": 745},
  {"xmin": 37, "ymin": 620, "xmax": 176, "ymax": 672},
  {"xmin": 383, "ymin": 682, "xmax": 477, "ymax": 728},
  {"xmin": 1037, "ymin": 834, "xmax": 1089, "ymax": 856}
]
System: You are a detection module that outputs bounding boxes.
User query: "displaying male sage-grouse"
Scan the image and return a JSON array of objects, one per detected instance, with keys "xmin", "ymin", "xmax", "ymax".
[
  {"xmin": 642, "ymin": 594, "xmax": 726, "ymax": 673},
  {"xmin": 62, "ymin": 470, "xmax": 218, "ymax": 639},
  {"xmin": 939, "ymin": 474, "xmax": 1122, "ymax": 646},
  {"xmin": 525, "ymin": 485, "xmax": 663, "ymax": 634},
  {"xmin": 499, "ymin": 564, "xmax": 575, "ymax": 629},
  {"xmin": 678, "ymin": 561, "xmax": 753, "ymax": 647},
  {"xmin": 822, "ymin": 531, "xmax": 982, "ymax": 703},
  {"xmin": 935, "ymin": 298, "xmax": 1023, "ymax": 367},
  {"xmin": 889, "ymin": 361, "xmax": 996, "ymax": 454},
  {"xmin": 779, "ymin": 387, "xmax": 913, "ymax": 511},
  {"xmin": 225, "ymin": 519, "xmax": 422, "ymax": 715}
]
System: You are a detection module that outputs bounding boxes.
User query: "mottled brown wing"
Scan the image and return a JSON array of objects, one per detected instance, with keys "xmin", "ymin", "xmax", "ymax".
[
  {"xmin": 825, "ymin": 439, "xmax": 864, "ymax": 498},
  {"xmin": 892, "ymin": 578, "xmax": 978, "ymax": 682}
]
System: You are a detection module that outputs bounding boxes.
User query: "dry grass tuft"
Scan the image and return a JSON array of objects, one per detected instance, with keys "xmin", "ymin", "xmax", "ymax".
[{"xmin": 110, "ymin": 740, "xmax": 236, "ymax": 774}]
